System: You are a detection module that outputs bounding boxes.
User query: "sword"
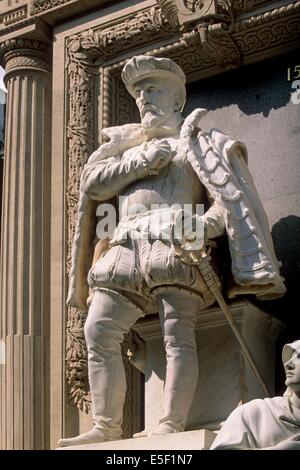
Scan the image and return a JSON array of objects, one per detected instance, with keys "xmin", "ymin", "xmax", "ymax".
[{"xmin": 174, "ymin": 240, "xmax": 271, "ymax": 398}]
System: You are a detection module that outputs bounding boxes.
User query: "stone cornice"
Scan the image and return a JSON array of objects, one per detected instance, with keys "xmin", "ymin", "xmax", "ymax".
[
  {"xmin": 235, "ymin": 1, "xmax": 300, "ymax": 30},
  {"xmin": 65, "ymin": 1, "xmax": 300, "ymax": 71},
  {"xmin": 232, "ymin": 0, "xmax": 276, "ymax": 14},
  {"xmin": 29, "ymin": 0, "xmax": 276, "ymax": 16},
  {"xmin": 31, "ymin": 0, "xmax": 71, "ymax": 15},
  {"xmin": 0, "ymin": 1, "xmax": 295, "ymax": 36},
  {"xmin": 154, "ymin": 1, "xmax": 282, "ymax": 27},
  {"xmin": 66, "ymin": 6, "xmax": 175, "ymax": 63},
  {"xmin": 0, "ymin": 1, "xmax": 113, "ymax": 31},
  {"xmin": 0, "ymin": 16, "xmax": 52, "ymax": 44}
]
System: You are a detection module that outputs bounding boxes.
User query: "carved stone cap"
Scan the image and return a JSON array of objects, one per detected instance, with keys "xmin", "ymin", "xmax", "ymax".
[
  {"xmin": 122, "ymin": 55, "xmax": 186, "ymax": 108},
  {"xmin": 282, "ymin": 340, "xmax": 300, "ymax": 365}
]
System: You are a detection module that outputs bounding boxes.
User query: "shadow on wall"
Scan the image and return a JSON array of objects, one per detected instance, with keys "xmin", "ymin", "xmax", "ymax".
[
  {"xmin": 272, "ymin": 215, "xmax": 300, "ymax": 297},
  {"xmin": 269, "ymin": 215, "xmax": 300, "ymax": 326},
  {"xmin": 255, "ymin": 215, "xmax": 300, "ymax": 394},
  {"xmin": 186, "ymin": 53, "xmax": 293, "ymax": 118}
]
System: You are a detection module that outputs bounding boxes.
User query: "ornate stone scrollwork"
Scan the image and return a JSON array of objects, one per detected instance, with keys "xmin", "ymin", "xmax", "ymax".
[
  {"xmin": 0, "ymin": 38, "xmax": 49, "ymax": 59},
  {"xmin": 66, "ymin": 308, "xmax": 91, "ymax": 413},
  {"xmin": 0, "ymin": 38, "xmax": 51, "ymax": 77},
  {"xmin": 180, "ymin": 0, "xmax": 240, "ymax": 69},
  {"xmin": 156, "ymin": 0, "xmax": 180, "ymax": 29},
  {"xmin": 158, "ymin": 0, "xmax": 275, "ymax": 19},
  {"xmin": 31, "ymin": 0, "xmax": 71, "ymax": 14},
  {"xmin": 232, "ymin": 1, "xmax": 273, "ymax": 13},
  {"xmin": 165, "ymin": 0, "xmax": 217, "ymax": 26},
  {"xmin": 65, "ymin": 41, "xmax": 96, "ymax": 412},
  {"xmin": 3, "ymin": 53, "xmax": 50, "ymax": 73},
  {"xmin": 234, "ymin": 3, "xmax": 300, "ymax": 56},
  {"xmin": 66, "ymin": 6, "xmax": 175, "ymax": 64},
  {"xmin": 156, "ymin": 1, "xmax": 240, "ymax": 69}
]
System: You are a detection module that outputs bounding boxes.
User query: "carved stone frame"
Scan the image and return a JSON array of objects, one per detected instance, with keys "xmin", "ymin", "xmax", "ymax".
[{"xmin": 64, "ymin": 1, "xmax": 300, "ymax": 436}]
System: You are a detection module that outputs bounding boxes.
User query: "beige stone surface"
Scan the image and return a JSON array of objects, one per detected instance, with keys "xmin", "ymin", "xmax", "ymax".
[
  {"xmin": 134, "ymin": 300, "xmax": 283, "ymax": 431},
  {"xmin": 56, "ymin": 429, "xmax": 216, "ymax": 450}
]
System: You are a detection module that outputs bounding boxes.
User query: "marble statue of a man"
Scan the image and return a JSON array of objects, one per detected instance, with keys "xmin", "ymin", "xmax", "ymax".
[
  {"xmin": 58, "ymin": 55, "xmax": 285, "ymax": 447},
  {"xmin": 211, "ymin": 340, "xmax": 300, "ymax": 450}
]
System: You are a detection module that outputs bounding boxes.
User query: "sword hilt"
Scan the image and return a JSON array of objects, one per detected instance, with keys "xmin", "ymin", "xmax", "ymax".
[{"xmin": 195, "ymin": 252, "xmax": 222, "ymax": 294}]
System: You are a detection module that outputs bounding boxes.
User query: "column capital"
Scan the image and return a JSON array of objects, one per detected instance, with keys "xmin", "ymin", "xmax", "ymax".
[{"xmin": 0, "ymin": 38, "xmax": 51, "ymax": 79}]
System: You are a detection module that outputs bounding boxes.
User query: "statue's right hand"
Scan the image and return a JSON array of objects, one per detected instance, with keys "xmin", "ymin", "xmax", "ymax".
[
  {"xmin": 144, "ymin": 139, "xmax": 173, "ymax": 170},
  {"xmin": 87, "ymin": 124, "xmax": 147, "ymax": 165}
]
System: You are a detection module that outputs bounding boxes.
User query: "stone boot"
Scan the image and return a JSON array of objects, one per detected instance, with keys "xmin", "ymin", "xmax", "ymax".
[
  {"xmin": 57, "ymin": 428, "xmax": 109, "ymax": 447},
  {"xmin": 157, "ymin": 288, "xmax": 200, "ymax": 432}
]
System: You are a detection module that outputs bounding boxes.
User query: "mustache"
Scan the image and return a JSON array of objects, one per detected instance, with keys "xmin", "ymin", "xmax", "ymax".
[{"xmin": 140, "ymin": 104, "xmax": 160, "ymax": 116}]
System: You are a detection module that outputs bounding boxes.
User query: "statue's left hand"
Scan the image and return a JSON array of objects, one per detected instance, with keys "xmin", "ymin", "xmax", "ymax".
[{"xmin": 180, "ymin": 108, "xmax": 208, "ymax": 141}]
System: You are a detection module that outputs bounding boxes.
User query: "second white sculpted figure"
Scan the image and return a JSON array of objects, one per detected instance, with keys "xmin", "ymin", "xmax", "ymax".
[
  {"xmin": 211, "ymin": 340, "xmax": 300, "ymax": 450},
  {"xmin": 58, "ymin": 56, "xmax": 286, "ymax": 447}
]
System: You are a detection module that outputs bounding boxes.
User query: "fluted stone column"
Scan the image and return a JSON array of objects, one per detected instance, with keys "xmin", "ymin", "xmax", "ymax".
[{"xmin": 0, "ymin": 39, "xmax": 51, "ymax": 449}]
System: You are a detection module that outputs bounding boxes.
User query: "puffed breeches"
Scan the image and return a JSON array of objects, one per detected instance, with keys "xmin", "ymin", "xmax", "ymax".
[{"xmin": 88, "ymin": 235, "xmax": 214, "ymax": 311}]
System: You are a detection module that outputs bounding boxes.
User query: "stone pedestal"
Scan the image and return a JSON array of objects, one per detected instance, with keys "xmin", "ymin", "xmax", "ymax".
[
  {"xmin": 133, "ymin": 300, "xmax": 283, "ymax": 431},
  {"xmin": 56, "ymin": 429, "xmax": 217, "ymax": 451},
  {"xmin": 0, "ymin": 39, "xmax": 51, "ymax": 449}
]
